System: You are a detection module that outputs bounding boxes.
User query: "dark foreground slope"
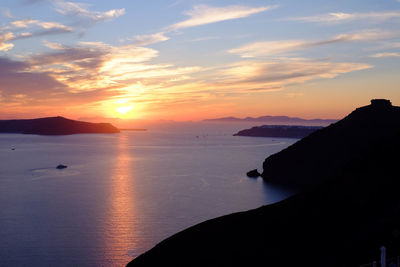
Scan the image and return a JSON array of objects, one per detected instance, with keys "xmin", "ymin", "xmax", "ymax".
[
  {"xmin": 127, "ymin": 99, "xmax": 400, "ymax": 267},
  {"xmin": 262, "ymin": 99, "xmax": 400, "ymax": 188},
  {"xmin": 0, "ymin": 116, "xmax": 119, "ymax": 135},
  {"xmin": 128, "ymin": 132, "xmax": 400, "ymax": 267}
]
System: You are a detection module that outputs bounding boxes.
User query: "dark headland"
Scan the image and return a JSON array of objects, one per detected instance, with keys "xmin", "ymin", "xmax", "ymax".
[
  {"xmin": 234, "ymin": 125, "xmax": 323, "ymax": 138},
  {"xmin": 261, "ymin": 98, "xmax": 400, "ymax": 189},
  {"xmin": 0, "ymin": 116, "xmax": 119, "ymax": 135},
  {"xmin": 127, "ymin": 99, "xmax": 400, "ymax": 267}
]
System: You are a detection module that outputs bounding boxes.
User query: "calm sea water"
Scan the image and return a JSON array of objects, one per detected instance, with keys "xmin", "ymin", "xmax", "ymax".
[{"xmin": 0, "ymin": 123, "xmax": 296, "ymax": 266}]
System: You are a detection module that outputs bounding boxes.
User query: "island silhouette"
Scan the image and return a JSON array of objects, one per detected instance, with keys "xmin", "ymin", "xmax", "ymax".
[
  {"xmin": 234, "ymin": 125, "xmax": 323, "ymax": 138},
  {"xmin": 127, "ymin": 99, "xmax": 400, "ymax": 267},
  {"xmin": 0, "ymin": 116, "xmax": 119, "ymax": 135}
]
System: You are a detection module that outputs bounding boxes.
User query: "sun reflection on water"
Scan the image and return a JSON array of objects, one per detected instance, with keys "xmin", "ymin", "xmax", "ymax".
[{"xmin": 104, "ymin": 133, "xmax": 138, "ymax": 265}]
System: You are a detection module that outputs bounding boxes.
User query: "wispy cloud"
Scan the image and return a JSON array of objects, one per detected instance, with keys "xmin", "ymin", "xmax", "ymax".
[
  {"xmin": 20, "ymin": 0, "xmax": 125, "ymax": 25},
  {"xmin": 369, "ymin": 52, "xmax": 400, "ymax": 58},
  {"xmin": 0, "ymin": 32, "xmax": 15, "ymax": 51},
  {"xmin": 214, "ymin": 61, "xmax": 371, "ymax": 89},
  {"xmin": 43, "ymin": 40, "xmax": 64, "ymax": 50},
  {"xmin": 0, "ymin": 18, "xmax": 73, "ymax": 47},
  {"xmin": 287, "ymin": 10, "xmax": 400, "ymax": 24},
  {"xmin": 189, "ymin": 36, "xmax": 220, "ymax": 42},
  {"xmin": 167, "ymin": 4, "xmax": 277, "ymax": 31},
  {"xmin": 22, "ymin": 40, "xmax": 203, "ymax": 95},
  {"xmin": 11, "ymin": 18, "xmax": 71, "ymax": 31},
  {"xmin": 52, "ymin": 0, "xmax": 125, "ymax": 25},
  {"xmin": 129, "ymin": 4, "xmax": 276, "ymax": 47},
  {"xmin": 229, "ymin": 30, "xmax": 399, "ymax": 57},
  {"xmin": 0, "ymin": 0, "xmax": 124, "ymax": 51},
  {"xmin": 129, "ymin": 32, "xmax": 170, "ymax": 46}
]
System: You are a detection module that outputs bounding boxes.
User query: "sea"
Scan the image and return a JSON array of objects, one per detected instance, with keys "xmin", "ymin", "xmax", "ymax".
[{"xmin": 0, "ymin": 122, "xmax": 297, "ymax": 266}]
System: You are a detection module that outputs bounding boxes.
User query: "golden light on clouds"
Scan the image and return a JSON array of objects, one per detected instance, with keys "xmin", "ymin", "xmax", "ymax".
[{"xmin": 1, "ymin": 1, "xmax": 399, "ymax": 121}]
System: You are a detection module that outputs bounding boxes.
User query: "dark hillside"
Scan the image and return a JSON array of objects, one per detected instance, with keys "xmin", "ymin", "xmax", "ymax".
[
  {"xmin": 127, "ymin": 99, "xmax": 400, "ymax": 267},
  {"xmin": 262, "ymin": 99, "xmax": 400, "ymax": 188}
]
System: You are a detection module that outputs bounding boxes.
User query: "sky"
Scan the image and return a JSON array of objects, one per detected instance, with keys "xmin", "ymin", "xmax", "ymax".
[{"xmin": 0, "ymin": 0, "xmax": 399, "ymax": 122}]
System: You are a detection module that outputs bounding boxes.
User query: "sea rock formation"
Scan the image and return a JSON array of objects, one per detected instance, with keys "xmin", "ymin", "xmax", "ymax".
[{"xmin": 246, "ymin": 169, "xmax": 260, "ymax": 178}]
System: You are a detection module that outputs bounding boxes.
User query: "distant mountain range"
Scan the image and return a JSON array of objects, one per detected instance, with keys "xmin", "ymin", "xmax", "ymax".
[
  {"xmin": 0, "ymin": 116, "xmax": 119, "ymax": 135},
  {"xmin": 204, "ymin": 115, "xmax": 337, "ymax": 125}
]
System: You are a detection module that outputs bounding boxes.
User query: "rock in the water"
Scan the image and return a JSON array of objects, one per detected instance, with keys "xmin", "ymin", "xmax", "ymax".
[
  {"xmin": 246, "ymin": 169, "xmax": 260, "ymax": 178},
  {"xmin": 56, "ymin": 164, "xmax": 68, "ymax": 169}
]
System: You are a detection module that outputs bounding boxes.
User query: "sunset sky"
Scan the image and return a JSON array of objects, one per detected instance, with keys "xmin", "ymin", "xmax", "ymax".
[{"xmin": 0, "ymin": 0, "xmax": 399, "ymax": 121}]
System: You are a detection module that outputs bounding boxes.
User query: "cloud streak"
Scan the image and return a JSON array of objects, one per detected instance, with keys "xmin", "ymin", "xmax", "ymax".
[
  {"xmin": 167, "ymin": 4, "xmax": 277, "ymax": 31},
  {"xmin": 130, "ymin": 32, "xmax": 170, "ymax": 46},
  {"xmin": 214, "ymin": 61, "xmax": 371, "ymax": 89},
  {"xmin": 127, "ymin": 4, "xmax": 276, "ymax": 48},
  {"xmin": 370, "ymin": 52, "xmax": 400, "ymax": 58},
  {"xmin": 287, "ymin": 10, "xmax": 400, "ymax": 24},
  {"xmin": 11, "ymin": 18, "xmax": 72, "ymax": 31},
  {"xmin": 229, "ymin": 30, "xmax": 399, "ymax": 58},
  {"xmin": 0, "ymin": 0, "xmax": 125, "ymax": 51},
  {"xmin": 52, "ymin": 0, "xmax": 125, "ymax": 25}
]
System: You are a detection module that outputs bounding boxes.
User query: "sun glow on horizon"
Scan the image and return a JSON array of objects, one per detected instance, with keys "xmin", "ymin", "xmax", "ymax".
[
  {"xmin": 99, "ymin": 97, "xmax": 137, "ymax": 119},
  {"xmin": 116, "ymin": 105, "xmax": 134, "ymax": 115}
]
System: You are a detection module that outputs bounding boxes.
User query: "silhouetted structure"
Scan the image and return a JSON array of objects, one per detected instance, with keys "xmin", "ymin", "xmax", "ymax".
[{"xmin": 371, "ymin": 99, "xmax": 391, "ymax": 107}]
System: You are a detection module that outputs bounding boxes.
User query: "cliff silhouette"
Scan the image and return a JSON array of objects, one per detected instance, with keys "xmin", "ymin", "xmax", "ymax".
[
  {"xmin": 262, "ymin": 99, "xmax": 400, "ymax": 188},
  {"xmin": 127, "ymin": 99, "xmax": 400, "ymax": 267},
  {"xmin": 0, "ymin": 116, "xmax": 119, "ymax": 135}
]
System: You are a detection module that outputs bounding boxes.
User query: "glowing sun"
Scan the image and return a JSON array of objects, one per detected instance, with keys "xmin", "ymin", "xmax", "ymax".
[{"xmin": 116, "ymin": 105, "xmax": 134, "ymax": 115}]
